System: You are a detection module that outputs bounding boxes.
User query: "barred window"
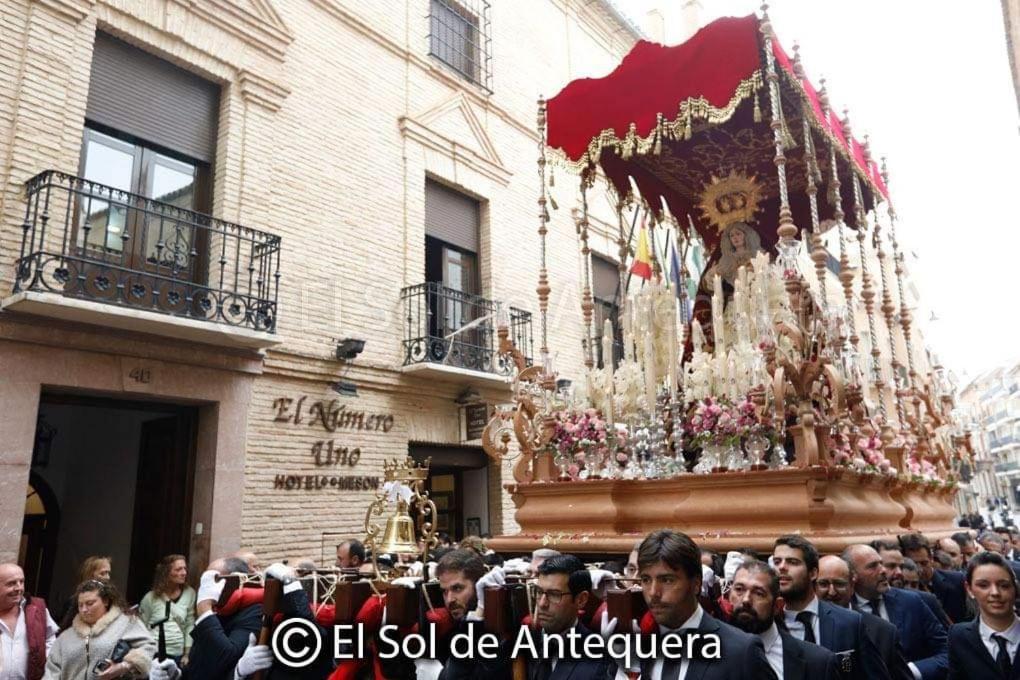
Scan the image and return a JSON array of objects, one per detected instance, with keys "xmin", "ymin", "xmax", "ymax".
[{"xmin": 429, "ymin": 0, "xmax": 492, "ymax": 91}]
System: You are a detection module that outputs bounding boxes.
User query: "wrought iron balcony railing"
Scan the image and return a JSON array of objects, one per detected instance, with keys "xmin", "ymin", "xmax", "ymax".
[
  {"xmin": 11, "ymin": 171, "xmax": 280, "ymax": 332},
  {"xmin": 401, "ymin": 282, "xmax": 532, "ymax": 376}
]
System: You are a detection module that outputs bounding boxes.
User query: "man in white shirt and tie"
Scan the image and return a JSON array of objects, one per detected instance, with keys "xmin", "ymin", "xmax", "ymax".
[
  {"xmin": 0, "ymin": 564, "xmax": 58, "ymax": 680},
  {"xmin": 623, "ymin": 530, "xmax": 776, "ymax": 680},
  {"xmin": 772, "ymin": 535, "xmax": 891, "ymax": 680},
  {"xmin": 727, "ymin": 559, "xmax": 837, "ymax": 680},
  {"xmin": 843, "ymin": 544, "xmax": 948, "ymax": 680}
]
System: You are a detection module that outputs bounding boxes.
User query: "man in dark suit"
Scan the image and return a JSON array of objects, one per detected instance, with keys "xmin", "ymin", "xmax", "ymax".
[
  {"xmin": 872, "ymin": 540, "xmax": 953, "ymax": 627},
  {"xmin": 526, "ymin": 555, "xmax": 609, "ymax": 680},
  {"xmin": 150, "ymin": 556, "xmax": 264, "ymax": 680},
  {"xmin": 816, "ymin": 555, "xmax": 914, "ymax": 680},
  {"xmin": 773, "ymin": 536, "xmax": 890, "ymax": 680},
  {"xmin": 727, "ymin": 559, "xmax": 837, "ymax": 680},
  {"xmin": 948, "ymin": 551, "xmax": 1020, "ymax": 679},
  {"xmin": 899, "ymin": 533, "xmax": 969, "ymax": 624},
  {"xmin": 632, "ymin": 530, "xmax": 776, "ymax": 679},
  {"xmin": 845, "ymin": 544, "xmax": 948, "ymax": 680}
]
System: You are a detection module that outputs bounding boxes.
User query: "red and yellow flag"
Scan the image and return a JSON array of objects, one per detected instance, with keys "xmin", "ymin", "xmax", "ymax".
[{"xmin": 630, "ymin": 226, "xmax": 653, "ymax": 280}]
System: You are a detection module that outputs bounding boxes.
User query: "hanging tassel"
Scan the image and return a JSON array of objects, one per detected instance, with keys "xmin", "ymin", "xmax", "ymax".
[
  {"xmin": 549, "ymin": 193, "xmax": 558, "ymax": 211},
  {"xmin": 683, "ymin": 109, "xmax": 693, "ymax": 140},
  {"xmin": 549, "ymin": 164, "xmax": 555, "ymax": 187},
  {"xmin": 753, "ymin": 89, "xmax": 763, "ymax": 123},
  {"xmin": 653, "ymin": 114, "xmax": 663, "ymax": 155}
]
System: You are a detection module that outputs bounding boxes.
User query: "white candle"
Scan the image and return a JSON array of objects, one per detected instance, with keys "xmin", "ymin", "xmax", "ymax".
[
  {"xmin": 621, "ymin": 296, "xmax": 632, "ymax": 362},
  {"xmin": 712, "ymin": 273, "xmax": 725, "ymax": 356},
  {"xmin": 643, "ymin": 296, "xmax": 657, "ymax": 414},
  {"xmin": 602, "ymin": 318, "xmax": 615, "ymax": 426},
  {"xmin": 668, "ymin": 301, "xmax": 678, "ymax": 401}
]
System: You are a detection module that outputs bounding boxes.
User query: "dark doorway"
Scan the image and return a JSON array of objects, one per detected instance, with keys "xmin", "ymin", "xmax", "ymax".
[
  {"xmin": 409, "ymin": 443, "xmax": 489, "ymax": 541},
  {"xmin": 23, "ymin": 393, "xmax": 198, "ymax": 606}
]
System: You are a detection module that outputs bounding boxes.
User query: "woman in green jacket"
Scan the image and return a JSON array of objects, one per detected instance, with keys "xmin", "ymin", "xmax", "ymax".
[{"xmin": 137, "ymin": 555, "xmax": 196, "ymax": 665}]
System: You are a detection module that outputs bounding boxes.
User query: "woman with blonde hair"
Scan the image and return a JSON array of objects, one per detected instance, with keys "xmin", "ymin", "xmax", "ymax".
[
  {"xmin": 58, "ymin": 555, "xmax": 113, "ymax": 630},
  {"xmin": 138, "ymin": 555, "xmax": 195, "ymax": 665},
  {"xmin": 45, "ymin": 580, "xmax": 154, "ymax": 680}
]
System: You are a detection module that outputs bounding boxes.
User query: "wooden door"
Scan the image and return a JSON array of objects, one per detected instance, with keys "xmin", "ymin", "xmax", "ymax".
[{"xmin": 127, "ymin": 414, "xmax": 196, "ymax": 603}]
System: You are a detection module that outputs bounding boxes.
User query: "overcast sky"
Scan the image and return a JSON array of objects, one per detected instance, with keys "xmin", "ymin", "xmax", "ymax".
[{"xmin": 613, "ymin": 0, "xmax": 1020, "ymax": 383}]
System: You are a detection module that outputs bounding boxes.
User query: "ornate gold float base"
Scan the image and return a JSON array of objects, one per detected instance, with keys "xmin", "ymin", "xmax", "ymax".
[{"xmin": 487, "ymin": 467, "xmax": 959, "ymax": 555}]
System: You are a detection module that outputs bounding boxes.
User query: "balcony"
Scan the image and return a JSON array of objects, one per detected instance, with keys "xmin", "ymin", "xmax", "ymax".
[
  {"xmin": 3, "ymin": 171, "xmax": 280, "ymax": 349},
  {"xmin": 992, "ymin": 434, "xmax": 1018, "ymax": 451},
  {"xmin": 995, "ymin": 461, "xmax": 1020, "ymax": 475},
  {"xmin": 400, "ymin": 282, "xmax": 532, "ymax": 386}
]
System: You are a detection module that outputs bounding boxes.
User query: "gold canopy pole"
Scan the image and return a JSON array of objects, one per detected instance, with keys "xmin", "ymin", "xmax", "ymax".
[
  {"xmin": 536, "ymin": 98, "xmax": 551, "ymax": 361},
  {"xmin": 843, "ymin": 112, "xmax": 882, "ymax": 418},
  {"xmin": 760, "ymin": 4, "xmax": 801, "ymax": 277},
  {"xmin": 791, "ymin": 43, "xmax": 827, "ymax": 304}
]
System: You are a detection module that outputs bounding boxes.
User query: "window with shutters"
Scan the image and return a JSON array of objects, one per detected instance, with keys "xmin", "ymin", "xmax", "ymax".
[{"xmin": 428, "ymin": 0, "xmax": 492, "ymax": 91}]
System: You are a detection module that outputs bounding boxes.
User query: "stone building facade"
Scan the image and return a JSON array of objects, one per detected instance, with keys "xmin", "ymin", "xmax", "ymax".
[{"xmin": 0, "ymin": 0, "xmax": 650, "ymax": 603}]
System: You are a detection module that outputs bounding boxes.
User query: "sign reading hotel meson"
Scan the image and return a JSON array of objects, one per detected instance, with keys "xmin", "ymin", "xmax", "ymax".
[{"xmin": 270, "ymin": 396, "xmax": 395, "ymax": 491}]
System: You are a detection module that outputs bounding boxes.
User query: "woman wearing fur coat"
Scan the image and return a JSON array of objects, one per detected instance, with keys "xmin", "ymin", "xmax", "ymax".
[{"xmin": 45, "ymin": 580, "xmax": 155, "ymax": 680}]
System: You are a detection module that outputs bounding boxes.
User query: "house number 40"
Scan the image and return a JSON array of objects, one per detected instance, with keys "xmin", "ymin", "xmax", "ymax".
[{"xmin": 129, "ymin": 368, "xmax": 152, "ymax": 384}]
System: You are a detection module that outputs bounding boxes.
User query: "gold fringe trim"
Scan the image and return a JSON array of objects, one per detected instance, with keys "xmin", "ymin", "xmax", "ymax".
[{"xmin": 552, "ymin": 70, "xmax": 764, "ymax": 173}]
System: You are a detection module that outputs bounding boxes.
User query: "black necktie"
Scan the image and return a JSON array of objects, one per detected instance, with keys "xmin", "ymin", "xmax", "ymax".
[
  {"xmin": 993, "ymin": 633, "xmax": 1012, "ymax": 677},
  {"xmin": 868, "ymin": 598, "xmax": 882, "ymax": 618},
  {"xmin": 796, "ymin": 611, "xmax": 816, "ymax": 644},
  {"xmin": 660, "ymin": 658, "xmax": 682, "ymax": 680},
  {"xmin": 533, "ymin": 658, "xmax": 552, "ymax": 680}
]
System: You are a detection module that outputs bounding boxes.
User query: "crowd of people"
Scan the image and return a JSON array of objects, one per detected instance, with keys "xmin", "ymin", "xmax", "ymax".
[{"xmin": 1, "ymin": 526, "xmax": 1019, "ymax": 679}]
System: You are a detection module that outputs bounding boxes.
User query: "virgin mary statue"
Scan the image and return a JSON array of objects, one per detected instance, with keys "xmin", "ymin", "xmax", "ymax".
[{"xmin": 716, "ymin": 221, "xmax": 764, "ymax": 286}]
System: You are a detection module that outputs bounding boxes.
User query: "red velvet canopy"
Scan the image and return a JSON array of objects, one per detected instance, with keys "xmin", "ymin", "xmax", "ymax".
[{"xmin": 546, "ymin": 14, "xmax": 889, "ymax": 251}]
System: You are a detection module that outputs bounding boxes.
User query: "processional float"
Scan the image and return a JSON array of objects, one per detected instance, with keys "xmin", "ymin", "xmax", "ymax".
[{"xmin": 482, "ymin": 6, "xmax": 970, "ymax": 554}]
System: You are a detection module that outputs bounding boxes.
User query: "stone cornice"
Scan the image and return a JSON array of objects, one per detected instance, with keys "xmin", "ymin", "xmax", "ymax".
[
  {"xmin": 169, "ymin": 0, "xmax": 293, "ymax": 62},
  {"xmin": 239, "ymin": 69, "xmax": 291, "ymax": 112},
  {"xmin": 399, "ymin": 116, "xmax": 512, "ymax": 187},
  {"xmin": 31, "ymin": 0, "xmax": 94, "ymax": 23}
]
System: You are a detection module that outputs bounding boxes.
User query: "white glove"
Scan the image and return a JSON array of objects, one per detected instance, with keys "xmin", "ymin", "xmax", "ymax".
[
  {"xmin": 503, "ymin": 558, "xmax": 530, "ymax": 575},
  {"xmin": 234, "ymin": 633, "xmax": 273, "ymax": 679},
  {"xmin": 598, "ymin": 609, "xmax": 640, "ymax": 639},
  {"xmin": 723, "ymin": 551, "xmax": 744, "ymax": 582},
  {"xmin": 589, "ymin": 569, "xmax": 616, "ymax": 590},
  {"xmin": 475, "ymin": 567, "xmax": 505, "ymax": 593},
  {"xmin": 700, "ymin": 564, "xmax": 717, "ymax": 597},
  {"xmin": 264, "ymin": 562, "xmax": 296, "ymax": 584},
  {"xmin": 197, "ymin": 570, "xmax": 226, "ymax": 605},
  {"xmin": 390, "ymin": 576, "xmax": 419, "ymax": 589},
  {"xmin": 149, "ymin": 659, "xmax": 180, "ymax": 680}
]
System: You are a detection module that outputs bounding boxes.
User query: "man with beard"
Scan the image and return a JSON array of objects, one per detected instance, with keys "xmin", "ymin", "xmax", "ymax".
[
  {"xmin": 900, "ymin": 534, "xmax": 968, "ymax": 625},
  {"xmin": 527, "ymin": 555, "xmax": 608, "ymax": 680},
  {"xmin": 872, "ymin": 540, "xmax": 952, "ymax": 626},
  {"xmin": 614, "ymin": 530, "xmax": 775, "ymax": 679},
  {"xmin": 772, "ymin": 535, "xmax": 889, "ymax": 680},
  {"xmin": 950, "ymin": 533, "xmax": 978, "ymax": 565},
  {"xmin": 728, "ymin": 560, "xmax": 837, "ymax": 680},
  {"xmin": 843, "ymin": 544, "xmax": 948, "ymax": 680},
  {"xmin": 816, "ymin": 555, "xmax": 914, "ymax": 680},
  {"xmin": 435, "ymin": 549, "xmax": 513, "ymax": 680}
]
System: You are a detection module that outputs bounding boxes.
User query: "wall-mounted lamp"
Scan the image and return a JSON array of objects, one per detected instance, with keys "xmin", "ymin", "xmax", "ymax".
[
  {"xmin": 331, "ymin": 380, "xmax": 358, "ymax": 397},
  {"xmin": 455, "ymin": 387, "xmax": 482, "ymax": 405},
  {"xmin": 336, "ymin": 338, "xmax": 366, "ymax": 361}
]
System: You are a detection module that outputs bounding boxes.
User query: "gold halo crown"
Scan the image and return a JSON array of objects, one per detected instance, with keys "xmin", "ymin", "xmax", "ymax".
[
  {"xmin": 697, "ymin": 170, "xmax": 763, "ymax": 232},
  {"xmin": 383, "ymin": 456, "xmax": 430, "ymax": 483}
]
